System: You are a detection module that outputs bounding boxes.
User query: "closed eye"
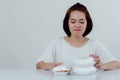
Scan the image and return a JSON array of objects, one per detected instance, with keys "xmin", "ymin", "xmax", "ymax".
[
  {"xmin": 71, "ymin": 21, "xmax": 76, "ymax": 24},
  {"xmin": 80, "ymin": 22, "xmax": 85, "ymax": 24}
]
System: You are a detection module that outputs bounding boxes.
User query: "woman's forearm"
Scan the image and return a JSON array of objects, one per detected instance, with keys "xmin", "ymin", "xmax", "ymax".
[
  {"xmin": 100, "ymin": 61, "xmax": 120, "ymax": 70},
  {"xmin": 36, "ymin": 61, "xmax": 63, "ymax": 70}
]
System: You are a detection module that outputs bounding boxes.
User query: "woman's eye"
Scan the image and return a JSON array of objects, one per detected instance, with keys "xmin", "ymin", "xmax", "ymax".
[
  {"xmin": 80, "ymin": 22, "xmax": 85, "ymax": 24},
  {"xmin": 71, "ymin": 21, "xmax": 76, "ymax": 24}
]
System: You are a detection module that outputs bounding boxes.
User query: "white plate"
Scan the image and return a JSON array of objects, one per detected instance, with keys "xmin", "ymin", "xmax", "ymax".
[
  {"xmin": 52, "ymin": 71, "xmax": 70, "ymax": 76},
  {"xmin": 52, "ymin": 65, "xmax": 71, "ymax": 76}
]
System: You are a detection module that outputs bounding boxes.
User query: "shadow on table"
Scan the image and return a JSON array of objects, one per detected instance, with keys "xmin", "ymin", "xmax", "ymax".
[
  {"xmin": 95, "ymin": 69, "xmax": 120, "ymax": 80},
  {"xmin": 53, "ymin": 70, "xmax": 101, "ymax": 80},
  {"xmin": 36, "ymin": 69, "xmax": 54, "ymax": 79}
]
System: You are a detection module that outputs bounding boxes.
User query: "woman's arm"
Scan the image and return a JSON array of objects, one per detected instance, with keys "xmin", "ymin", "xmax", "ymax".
[
  {"xmin": 36, "ymin": 61, "xmax": 63, "ymax": 70},
  {"xmin": 99, "ymin": 61, "xmax": 120, "ymax": 70},
  {"xmin": 90, "ymin": 54, "xmax": 120, "ymax": 70}
]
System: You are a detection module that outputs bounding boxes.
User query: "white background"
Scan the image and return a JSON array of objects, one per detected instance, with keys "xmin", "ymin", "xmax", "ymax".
[{"xmin": 0, "ymin": 0, "xmax": 120, "ymax": 69}]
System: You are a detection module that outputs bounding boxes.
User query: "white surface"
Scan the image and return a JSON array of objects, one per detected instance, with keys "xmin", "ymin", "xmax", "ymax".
[
  {"xmin": 52, "ymin": 71, "xmax": 69, "ymax": 76},
  {"xmin": 0, "ymin": 0, "xmax": 120, "ymax": 69},
  {"xmin": 0, "ymin": 69, "xmax": 120, "ymax": 80}
]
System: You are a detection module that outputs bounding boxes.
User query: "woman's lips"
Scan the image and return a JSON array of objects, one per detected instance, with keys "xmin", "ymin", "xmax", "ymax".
[{"xmin": 74, "ymin": 29, "xmax": 81, "ymax": 31}]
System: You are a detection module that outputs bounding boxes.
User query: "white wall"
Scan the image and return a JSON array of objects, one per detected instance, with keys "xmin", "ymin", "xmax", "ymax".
[{"xmin": 0, "ymin": 0, "xmax": 120, "ymax": 69}]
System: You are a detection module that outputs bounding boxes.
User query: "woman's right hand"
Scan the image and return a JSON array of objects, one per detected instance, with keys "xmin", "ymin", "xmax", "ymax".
[{"xmin": 36, "ymin": 61, "xmax": 63, "ymax": 70}]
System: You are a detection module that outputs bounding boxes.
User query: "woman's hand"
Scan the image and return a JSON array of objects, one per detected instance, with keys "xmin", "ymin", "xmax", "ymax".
[
  {"xmin": 90, "ymin": 54, "xmax": 120, "ymax": 70},
  {"xmin": 36, "ymin": 61, "xmax": 63, "ymax": 70},
  {"xmin": 45, "ymin": 62, "xmax": 63, "ymax": 70},
  {"xmin": 89, "ymin": 54, "xmax": 102, "ymax": 69}
]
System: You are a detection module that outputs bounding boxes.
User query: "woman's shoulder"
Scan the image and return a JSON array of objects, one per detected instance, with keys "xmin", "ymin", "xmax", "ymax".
[
  {"xmin": 50, "ymin": 36, "xmax": 65, "ymax": 44},
  {"xmin": 88, "ymin": 38, "xmax": 106, "ymax": 48},
  {"xmin": 52, "ymin": 36, "xmax": 64, "ymax": 41}
]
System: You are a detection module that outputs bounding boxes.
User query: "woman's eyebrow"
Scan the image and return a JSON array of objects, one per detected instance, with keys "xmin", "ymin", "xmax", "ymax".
[
  {"xmin": 70, "ymin": 18, "xmax": 85, "ymax": 21},
  {"xmin": 79, "ymin": 18, "xmax": 86, "ymax": 21},
  {"xmin": 70, "ymin": 18, "xmax": 76, "ymax": 21}
]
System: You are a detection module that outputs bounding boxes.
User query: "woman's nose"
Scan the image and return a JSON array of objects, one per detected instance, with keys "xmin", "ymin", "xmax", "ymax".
[{"xmin": 75, "ymin": 22, "xmax": 81, "ymax": 27}]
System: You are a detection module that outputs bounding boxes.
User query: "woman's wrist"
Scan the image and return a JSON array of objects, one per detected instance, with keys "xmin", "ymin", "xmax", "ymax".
[{"xmin": 98, "ymin": 63, "xmax": 108, "ymax": 70}]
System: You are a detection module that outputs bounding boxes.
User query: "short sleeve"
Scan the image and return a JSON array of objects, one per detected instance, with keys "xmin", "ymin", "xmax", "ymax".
[
  {"xmin": 95, "ymin": 41, "xmax": 119, "ymax": 63},
  {"xmin": 36, "ymin": 39, "xmax": 57, "ymax": 63}
]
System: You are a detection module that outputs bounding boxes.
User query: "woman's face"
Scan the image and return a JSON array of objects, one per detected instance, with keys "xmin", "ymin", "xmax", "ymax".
[{"xmin": 68, "ymin": 10, "xmax": 87, "ymax": 37}]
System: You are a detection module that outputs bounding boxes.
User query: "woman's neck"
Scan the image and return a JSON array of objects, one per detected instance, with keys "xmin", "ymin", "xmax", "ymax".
[
  {"xmin": 64, "ymin": 36, "xmax": 89, "ymax": 48},
  {"xmin": 69, "ymin": 36, "xmax": 86, "ymax": 42}
]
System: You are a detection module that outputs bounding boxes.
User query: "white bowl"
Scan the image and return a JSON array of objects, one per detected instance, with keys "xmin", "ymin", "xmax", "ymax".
[
  {"xmin": 72, "ymin": 67, "xmax": 97, "ymax": 75},
  {"xmin": 72, "ymin": 57, "xmax": 96, "ymax": 67}
]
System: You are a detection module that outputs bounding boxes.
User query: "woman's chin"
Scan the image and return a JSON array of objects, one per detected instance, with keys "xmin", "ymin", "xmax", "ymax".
[{"xmin": 73, "ymin": 34, "xmax": 83, "ymax": 37}]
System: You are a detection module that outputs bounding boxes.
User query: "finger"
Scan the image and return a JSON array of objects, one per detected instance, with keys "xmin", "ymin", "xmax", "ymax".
[
  {"xmin": 95, "ymin": 62, "xmax": 100, "ymax": 67},
  {"xmin": 95, "ymin": 63, "xmax": 102, "ymax": 69},
  {"xmin": 94, "ymin": 57, "xmax": 100, "ymax": 61},
  {"xmin": 46, "ymin": 63, "xmax": 51, "ymax": 70},
  {"xmin": 46, "ymin": 63, "xmax": 55, "ymax": 70},
  {"xmin": 49, "ymin": 66, "xmax": 54, "ymax": 70},
  {"xmin": 95, "ymin": 60, "xmax": 102, "ymax": 67}
]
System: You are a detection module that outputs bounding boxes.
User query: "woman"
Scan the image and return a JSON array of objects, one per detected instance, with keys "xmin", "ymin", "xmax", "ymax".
[{"xmin": 36, "ymin": 3, "xmax": 120, "ymax": 70}]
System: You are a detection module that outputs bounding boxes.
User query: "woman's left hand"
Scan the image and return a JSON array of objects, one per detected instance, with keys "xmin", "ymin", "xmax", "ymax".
[
  {"xmin": 90, "ymin": 54, "xmax": 102, "ymax": 69},
  {"xmin": 90, "ymin": 54, "xmax": 120, "ymax": 70}
]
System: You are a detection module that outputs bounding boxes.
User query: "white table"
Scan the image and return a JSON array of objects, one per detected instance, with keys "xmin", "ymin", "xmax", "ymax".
[{"xmin": 0, "ymin": 69, "xmax": 120, "ymax": 80}]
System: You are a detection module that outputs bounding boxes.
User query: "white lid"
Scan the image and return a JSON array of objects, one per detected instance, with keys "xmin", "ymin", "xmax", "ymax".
[{"xmin": 72, "ymin": 56, "xmax": 96, "ymax": 67}]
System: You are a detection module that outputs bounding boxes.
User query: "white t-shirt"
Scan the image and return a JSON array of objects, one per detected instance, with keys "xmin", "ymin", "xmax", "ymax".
[{"xmin": 37, "ymin": 37, "xmax": 118, "ymax": 66}]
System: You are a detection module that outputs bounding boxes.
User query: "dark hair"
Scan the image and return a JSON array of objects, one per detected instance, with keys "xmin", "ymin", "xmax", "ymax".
[{"xmin": 63, "ymin": 3, "xmax": 93, "ymax": 37}]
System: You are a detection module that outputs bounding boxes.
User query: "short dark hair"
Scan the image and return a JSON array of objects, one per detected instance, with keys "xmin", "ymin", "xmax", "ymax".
[{"xmin": 63, "ymin": 3, "xmax": 93, "ymax": 37}]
